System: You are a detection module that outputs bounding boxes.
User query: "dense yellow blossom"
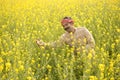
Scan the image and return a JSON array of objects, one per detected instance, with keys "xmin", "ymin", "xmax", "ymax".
[
  {"xmin": 89, "ymin": 76, "xmax": 98, "ymax": 80},
  {"xmin": 0, "ymin": 57, "xmax": 3, "ymax": 63},
  {"xmin": 0, "ymin": 64, "xmax": 4, "ymax": 72},
  {"xmin": 99, "ymin": 64, "xmax": 105, "ymax": 72},
  {"xmin": 19, "ymin": 65, "xmax": 24, "ymax": 71},
  {"xmin": 0, "ymin": 0, "xmax": 119, "ymax": 80},
  {"xmin": 5, "ymin": 62, "xmax": 11, "ymax": 71}
]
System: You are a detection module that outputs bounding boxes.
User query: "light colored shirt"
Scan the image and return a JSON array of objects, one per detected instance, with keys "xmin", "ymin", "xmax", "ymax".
[{"xmin": 48, "ymin": 27, "xmax": 95, "ymax": 53}]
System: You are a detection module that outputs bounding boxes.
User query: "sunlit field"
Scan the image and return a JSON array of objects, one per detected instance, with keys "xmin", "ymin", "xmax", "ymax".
[{"xmin": 0, "ymin": 0, "xmax": 120, "ymax": 80}]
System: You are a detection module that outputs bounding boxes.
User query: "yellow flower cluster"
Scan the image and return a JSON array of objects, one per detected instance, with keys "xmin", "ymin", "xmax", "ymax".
[{"xmin": 0, "ymin": 0, "xmax": 119, "ymax": 80}]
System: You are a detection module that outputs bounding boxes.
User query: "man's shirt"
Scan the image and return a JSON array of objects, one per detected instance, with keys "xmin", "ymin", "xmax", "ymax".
[{"xmin": 50, "ymin": 27, "xmax": 95, "ymax": 52}]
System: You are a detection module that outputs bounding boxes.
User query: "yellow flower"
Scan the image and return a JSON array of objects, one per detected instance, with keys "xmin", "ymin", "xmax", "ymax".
[
  {"xmin": 19, "ymin": 65, "xmax": 24, "ymax": 71},
  {"xmin": 63, "ymin": 74, "xmax": 67, "ymax": 78},
  {"xmin": 0, "ymin": 57, "xmax": 3, "ymax": 63},
  {"xmin": 0, "ymin": 64, "xmax": 4, "ymax": 72},
  {"xmin": 115, "ymin": 39, "xmax": 119, "ymax": 44},
  {"xmin": 31, "ymin": 59, "xmax": 35, "ymax": 64},
  {"xmin": 5, "ymin": 62, "xmax": 11, "ymax": 71},
  {"xmin": 101, "ymin": 48, "xmax": 104, "ymax": 52},
  {"xmin": 46, "ymin": 54, "xmax": 50, "ymax": 60},
  {"xmin": 89, "ymin": 76, "xmax": 98, "ymax": 80},
  {"xmin": 70, "ymin": 47, "xmax": 75, "ymax": 53},
  {"xmin": 109, "ymin": 60, "xmax": 114, "ymax": 72},
  {"xmin": 2, "ymin": 74, "xmax": 7, "ymax": 80},
  {"xmin": 111, "ymin": 43, "xmax": 115, "ymax": 49},
  {"xmin": 42, "ymin": 54, "xmax": 45, "ymax": 57},
  {"xmin": 117, "ymin": 54, "xmax": 120, "ymax": 61},
  {"xmin": 110, "ymin": 77, "xmax": 114, "ymax": 80},
  {"xmin": 116, "ymin": 28, "xmax": 120, "ymax": 32},
  {"xmin": 18, "ymin": 61, "xmax": 23, "ymax": 65},
  {"xmin": 83, "ymin": 38, "xmax": 87, "ymax": 43},
  {"xmin": 46, "ymin": 65, "xmax": 52, "ymax": 69},
  {"xmin": 27, "ymin": 76, "xmax": 32, "ymax": 80},
  {"xmin": 57, "ymin": 64, "xmax": 60, "ymax": 68},
  {"xmin": 38, "ymin": 64, "xmax": 40, "ymax": 67},
  {"xmin": 28, "ymin": 67, "xmax": 32, "ymax": 71},
  {"xmin": 68, "ymin": 66, "xmax": 71, "ymax": 69},
  {"xmin": 32, "ymin": 72, "xmax": 34, "ymax": 75},
  {"xmin": 15, "ymin": 68, "xmax": 19, "ymax": 73},
  {"xmin": 1, "ymin": 51, "xmax": 6, "ymax": 55},
  {"xmin": 45, "ymin": 76, "xmax": 48, "ymax": 80},
  {"xmin": 87, "ymin": 53, "xmax": 92, "ymax": 59},
  {"xmin": 41, "ymin": 46, "xmax": 45, "ymax": 50},
  {"xmin": 98, "ymin": 64, "xmax": 105, "ymax": 72},
  {"xmin": 46, "ymin": 54, "xmax": 50, "ymax": 57},
  {"xmin": 2, "ymin": 25, "xmax": 7, "ymax": 28},
  {"xmin": 47, "ymin": 65, "xmax": 52, "ymax": 72}
]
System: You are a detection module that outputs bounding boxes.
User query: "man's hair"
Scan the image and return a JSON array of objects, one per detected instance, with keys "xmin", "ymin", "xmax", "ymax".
[{"xmin": 63, "ymin": 16, "xmax": 72, "ymax": 20}]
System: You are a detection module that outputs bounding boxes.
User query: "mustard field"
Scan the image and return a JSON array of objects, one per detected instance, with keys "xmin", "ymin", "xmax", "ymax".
[{"xmin": 0, "ymin": 0, "xmax": 120, "ymax": 80}]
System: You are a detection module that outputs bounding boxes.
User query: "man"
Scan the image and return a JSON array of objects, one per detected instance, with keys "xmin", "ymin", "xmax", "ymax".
[
  {"xmin": 36, "ymin": 16, "xmax": 95, "ymax": 55},
  {"xmin": 36, "ymin": 17, "xmax": 95, "ymax": 79}
]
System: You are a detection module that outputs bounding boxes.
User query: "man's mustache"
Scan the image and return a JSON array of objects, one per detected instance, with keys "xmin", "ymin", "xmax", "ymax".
[{"xmin": 64, "ymin": 27, "xmax": 70, "ymax": 30}]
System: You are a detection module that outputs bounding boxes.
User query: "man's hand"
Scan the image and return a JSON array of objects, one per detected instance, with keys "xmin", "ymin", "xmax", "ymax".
[{"xmin": 36, "ymin": 39, "xmax": 45, "ymax": 46}]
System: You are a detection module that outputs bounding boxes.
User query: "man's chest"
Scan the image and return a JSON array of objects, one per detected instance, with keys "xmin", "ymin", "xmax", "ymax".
[{"xmin": 64, "ymin": 33, "xmax": 86, "ymax": 46}]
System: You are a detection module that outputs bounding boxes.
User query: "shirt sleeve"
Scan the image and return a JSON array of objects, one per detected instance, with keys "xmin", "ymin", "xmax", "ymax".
[
  {"xmin": 83, "ymin": 28, "xmax": 95, "ymax": 50},
  {"xmin": 45, "ymin": 34, "xmax": 66, "ymax": 48}
]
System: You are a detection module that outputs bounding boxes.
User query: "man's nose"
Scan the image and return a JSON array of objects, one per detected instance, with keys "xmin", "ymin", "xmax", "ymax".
[
  {"xmin": 64, "ymin": 26, "xmax": 68, "ymax": 28},
  {"xmin": 63, "ymin": 25, "xmax": 67, "ymax": 28}
]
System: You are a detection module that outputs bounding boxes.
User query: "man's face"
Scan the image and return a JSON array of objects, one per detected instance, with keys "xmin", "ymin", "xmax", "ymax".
[{"xmin": 62, "ymin": 22, "xmax": 73, "ymax": 32}]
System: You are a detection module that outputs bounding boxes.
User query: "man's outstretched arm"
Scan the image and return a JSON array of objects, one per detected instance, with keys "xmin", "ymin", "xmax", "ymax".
[{"xmin": 36, "ymin": 35, "xmax": 65, "ymax": 48}]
